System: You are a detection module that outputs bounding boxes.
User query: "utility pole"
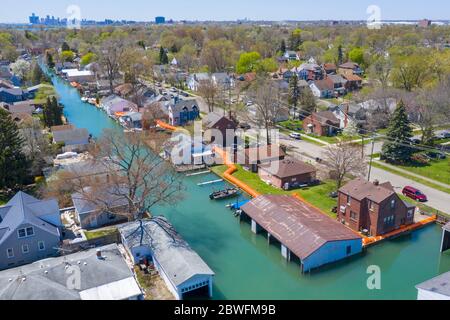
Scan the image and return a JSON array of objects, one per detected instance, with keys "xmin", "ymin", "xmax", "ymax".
[{"xmin": 368, "ymin": 136, "xmax": 376, "ymax": 181}]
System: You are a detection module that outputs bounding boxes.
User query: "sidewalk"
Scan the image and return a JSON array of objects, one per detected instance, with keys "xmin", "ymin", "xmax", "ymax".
[{"xmin": 373, "ymin": 160, "xmax": 450, "ymax": 189}]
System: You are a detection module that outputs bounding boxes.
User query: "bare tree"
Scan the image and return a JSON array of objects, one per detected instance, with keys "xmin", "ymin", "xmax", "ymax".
[
  {"xmin": 97, "ymin": 37, "xmax": 127, "ymax": 94},
  {"xmin": 324, "ymin": 141, "xmax": 367, "ymax": 189},
  {"xmin": 198, "ymin": 78, "xmax": 218, "ymax": 113},
  {"xmin": 46, "ymin": 129, "xmax": 184, "ymax": 221},
  {"xmin": 249, "ymin": 79, "xmax": 286, "ymax": 145}
]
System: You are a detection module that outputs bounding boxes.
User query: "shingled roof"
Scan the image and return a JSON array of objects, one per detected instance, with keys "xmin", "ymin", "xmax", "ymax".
[
  {"xmin": 258, "ymin": 158, "xmax": 317, "ymax": 178},
  {"xmin": 242, "ymin": 195, "xmax": 361, "ymax": 260},
  {"xmin": 339, "ymin": 178, "xmax": 396, "ymax": 203}
]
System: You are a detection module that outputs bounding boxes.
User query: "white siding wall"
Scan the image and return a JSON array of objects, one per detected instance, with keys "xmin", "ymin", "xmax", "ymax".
[{"xmin": 417, "ymin": 289, "xmax": 450, "ymax": 300}]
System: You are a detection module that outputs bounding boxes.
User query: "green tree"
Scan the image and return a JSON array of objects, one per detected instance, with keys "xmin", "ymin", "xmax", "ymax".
[
  {"xmin": 280, "ymin": 39, "xmax": 287, "ymax": 53},
  {"xmin": 46, "ymin": 51, "xmax": 55, "ymax": 69},
  {"xmin": 338, "ymin": 45, "xmax": 344, "ymax": 65},
  {"xmin": 51, "ymin": 96, "xmax": 63, "ymax": 126},
  {"xmin": 236, "ymin": 51, "xmax": 261, "ymax": 74},
  {"xmin": 288, "ymin": 29, "xmax": 303, "ymax": 51},
  {"xmin": 348, "ymin": 47, "xmax": 364, "ymax": 65},
  {"xmin": 61, "ymin": 50, "xmax": 75, "ymax": 62},
  {"xmin": 80, "ymin": 52, "xmax": 97, "ymax": 66},
  {"xmin": 257, "ymin": 58, "xmax": 278, "ymax": 73},
  {"xmin": 0, "ymin": 109, "xmax": 28, "ymax": 190},
  {"xmin": 299, "ymin": 89, "xmax": 317, "ymax": 117},
  {"xmin": 61, "ymin": 42, "xmax": 71, "ymax": 52},
  {"xmin": 159, "ymin": 47, "xmax": 169, "ymax": 65},
  {"xmin": 381, "ymin": 101, "xmax": 414, "ymax": 164}
]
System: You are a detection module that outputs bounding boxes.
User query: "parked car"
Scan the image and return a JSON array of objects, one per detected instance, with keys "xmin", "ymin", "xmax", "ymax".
[
  {"xmin": 435, "ymin": 131, "xmax": 450, "ymax": 139},
  {"xmin": 289, "ymin": 132, "xmax": 302, "ymax": 140},
  {"xmin": 239, "ymin": 123, "xmax": 251, "ymax": 130},
  {"xmin": 402, "ymin": 186, "xmax": 428, "ymax": 202}
]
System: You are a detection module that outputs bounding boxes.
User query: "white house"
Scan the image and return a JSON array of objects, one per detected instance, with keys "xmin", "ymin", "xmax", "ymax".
[
  {"xmin": 119, "ymin": 217, "xmax": 215, "ymax": 300},
  {"xmin": 61, "ymin": 69, "xmax": 95, "ymax": 83},
  {"xmin": 284, "ymin": 51, "xmax": 300, "ymax": 61},
  {"xmin": 416, "ymin": 272, "xmax": 450, "ymax": 300},
  {"xmin": 100, "ymin": 95, "xmax": 137, "ymax": 116}
]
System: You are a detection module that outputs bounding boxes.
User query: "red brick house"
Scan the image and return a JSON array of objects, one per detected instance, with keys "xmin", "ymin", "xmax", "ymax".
[
  {"xmin": 258, "ymin": 158, "xmax": 317, "ymax": 190},
  {"xmin": 203, "ymin": 112, "xmax": 237, "ymax": 147},
  {"xmin": 343, "ymin": 74, "xmax": 363, "ymax": 91},
  {"xmin": 338, "ymin": 178, "xmax": 416, "ymax": 236},
  {"xmin": 303, "ymin": 111, "xmax": 340, "ymax": 136}
]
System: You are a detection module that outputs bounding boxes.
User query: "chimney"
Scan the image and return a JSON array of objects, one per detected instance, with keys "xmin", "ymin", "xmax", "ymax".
[{"xmin": 373, "ymin": 180, "xmax": 380, "ymax": 186}]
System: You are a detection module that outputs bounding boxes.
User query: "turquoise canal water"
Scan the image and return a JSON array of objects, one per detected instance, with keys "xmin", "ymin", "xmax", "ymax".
[{"xmin": 49, "ymin": 71, "xmax": 450, "ymax": 300}]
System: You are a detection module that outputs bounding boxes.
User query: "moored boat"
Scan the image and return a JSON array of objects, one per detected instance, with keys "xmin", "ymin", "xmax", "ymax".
[{"xmin": 209, "ymin": 188, "xmax": 239, "ymax": 200}]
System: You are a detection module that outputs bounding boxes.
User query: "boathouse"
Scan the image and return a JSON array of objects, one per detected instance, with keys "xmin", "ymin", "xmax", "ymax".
[
  {"xmin": 441, "ymin": 222, "xmax": 450, "ymax": 252},
  {"xmin": 241, "ymin": 195, "xmax": 363, "ymax": 272},
  {"xmin": 119, "ymin": 217, "xmax": 215, "ymax": 300}
]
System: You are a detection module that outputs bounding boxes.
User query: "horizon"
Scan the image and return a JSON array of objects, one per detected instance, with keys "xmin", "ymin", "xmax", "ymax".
[{"xmin": 0, "ymin": 0, "xmax": 448, "ymax": 23}]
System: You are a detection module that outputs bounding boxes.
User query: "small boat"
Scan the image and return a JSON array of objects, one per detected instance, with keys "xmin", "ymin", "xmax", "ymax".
[
  {"xmin": 81, "ymin": 97, "xmax": 88, "ymax": 102},
  {"xmin": 209, "ymin": 188, "xmax": 239, "ymax": 200}
]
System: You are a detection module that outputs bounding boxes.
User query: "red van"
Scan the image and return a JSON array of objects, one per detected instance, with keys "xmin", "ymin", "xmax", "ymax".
[{"xmin": 402, "ymin": 186, "xmax": 428, "ymax": 202}]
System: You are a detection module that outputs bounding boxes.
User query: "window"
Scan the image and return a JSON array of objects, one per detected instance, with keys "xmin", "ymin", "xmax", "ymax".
[
  {"xmin": 18, "ymin": 229, "xmax": 26, "ymax": 238},
  {"xmin": 350, "ymin": 212, "xmax": 358, "ymax": 221},
  {"xmin": 390, "ymin": 199, "xmax": 396, "ymax": 209},
  {"xmin": 347, "ymin": 195, "xmax": 351, "ymax": 205},
  {"xmin": 6, "ymin": 248, "xmax": 14, "ymax": 259},
  {"xmin": 22, "ymin": 244, "xmax": 29, "ymax": 254},
  {"xmin": 407, "ymin": 210, "xmax": 414, "ymax": 218},
  {"xmin": 368, "ymin": 201, "xmax": 374, "ymax": 211},
  {"xmin": 18, "ymin": 227, "xmax": 34, "ymax": 239},
  {"xmin": 38, "ymin": 241, "xmax": 45, "ymax": 251}
]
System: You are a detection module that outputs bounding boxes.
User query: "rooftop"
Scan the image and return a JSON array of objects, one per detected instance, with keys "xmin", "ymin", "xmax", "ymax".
[
  {"xmin": 339, "ymin": 178, "xmax": 396, "ymax": 203},
  {"xmin": 119, "ymin": 217, "xmax": 214, "ymax": 287},
  {"xmin": 242, "ymin": 195, "xmax": 361, "ymax": 260},
  {"xmin": 416, "ymin": 272, "xmax": 450, "ymax": 297},
  {"xmin": 258, "ymin": 158, "xmax": 317, "ymax": 178},
  {"xmin": 0, "ymin": 244, "xmax": 141, "ymax": 300}
]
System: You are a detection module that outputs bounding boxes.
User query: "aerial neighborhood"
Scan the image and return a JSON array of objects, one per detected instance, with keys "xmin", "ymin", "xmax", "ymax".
[{"xmin": 0, "ymin": 9, "xmax": 449, "ymax": 302}]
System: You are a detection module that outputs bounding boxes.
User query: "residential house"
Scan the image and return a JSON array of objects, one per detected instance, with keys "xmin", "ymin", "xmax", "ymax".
[
  {"xmin": 163, "ymin": 132, "xmax": 213, "ymax": 166},
  {"xmin": 52, "ymin": 126, "xmax": 90, "ymax": 147},
  {"xmin": 239, "ymin": 145, "xmax": 286, "ymax": 173},
  {"xmin": 297, "ymin": 63, "xmax": 324, "ymax": 81},
  {"xmin": 330, "ymin": 103, "xmax": 367, "ymax": 130},
  {"xmin": 310, "ymin": 78, "xmax": 335, "ymax": 98},
  {"xmin": 0, "ymin": 192, "xmax": 62, "ymax": 271},
  {"xmin": 0, "ymin": 244, "xmax": 143, "ymax": 300},
  {"xmin": 101, "ymin": 95, "xmax": 137, "ymax": 116},
  {"xmin": 416, "ymin": 272, "xmax": 450, "ymax": 300},
  {"xmin": 61, "ymin": 69, "xmax": 95, "ymax": 83},
  {"xmin": 27, "ymin": 84, "xmax": 53, "ymax": 99},
  {"xmin": 55, "ymin": 62, "xmax": 78, "ymax": 72},
  {"xmin": 118, "ymin": 112, "xmax": 143, "ymax": 129},
  {"xmin": 343, "ymin": 74, "xmax": 363, "ymax": 91},
  {"xmin": 71, "ymin": 187, "xmax": 129, "ymax": 230},
  {"xmin": 0, "ymin": 88, "xmax": 28, "ymax": 103},
  {"xmin": 187, "ymin": 73, "xmax": 210, "ymax": 91},
  {"xmin": 203, "ymin": 112, "xmax": 237, "ymax": 147},
  {"xmin": 323, "ymin": 63, "xmax": 337, "ymax": 74},
  {"xmin": 2, "ymin": 101, "xmax": 36, "ymax": 115},
  {"xmin": 327, "ymin": 74, "xmax": 347, "ymax": 96},
  {"xmin": 211, "ymin": 73, "xmax": 234, "ymax": 90},
  {"xmin": 283, "ymin": 51, "xmax": 300, "ymax": 61},
  {"xmin": 258, "ymin": 158, "xmax": 317, "ymax": 190},
  {"xmin": 168, "ymin": 99, "xmax": 200, "ymax": 126},
  {"xmin": 338, "ymin": 178, "xmax": 416, "ymax": 236},
  {"xmin": 303, "ymin": 111, "xmax": 340, "ymax": 136},
  {"xmin": 338, "ymin": 62, "xmax": 364, "ymax": 77},
  {"xmin": 241, "ymin": 195, "xmax": 363, "ymax": 273},
  {"xmin": 119, "ymin": 217, "xmax": 215, "ymax": 300}
]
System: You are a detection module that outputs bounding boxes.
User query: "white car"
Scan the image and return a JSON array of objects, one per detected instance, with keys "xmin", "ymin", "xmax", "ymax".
[{"xmin": 289, "ymin": 132, "xmax": 302, "ymax": 140}]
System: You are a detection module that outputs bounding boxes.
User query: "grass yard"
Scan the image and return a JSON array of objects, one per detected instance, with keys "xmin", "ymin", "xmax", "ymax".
[
  {"xmin": 211, "ymin": 165, "xmax": 338, "ymax": 217},
  {"xmin": 84, "ymin": 228, "xmax": 118, "ymax": 240},
  {"xmin": 395, "ymin": 158, "xmax": 450, "ymax": 186},
  {"xmin": 372, "ymin": 162, "xmax": 450, "ymax": 194}
]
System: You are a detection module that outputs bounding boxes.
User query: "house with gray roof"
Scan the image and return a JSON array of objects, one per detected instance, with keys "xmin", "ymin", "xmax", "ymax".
[
  {"xmin": 100, "ymin": 95, "xmax": 137, "ymax": 116},
  {"xmin": 119, "ymin": 217, "xmax": 215, "ymax": 300},
  {"xmin": 0, "ymin": 244, "xmax": 142, "ymax": 300},
  {"xmin": 416, "ymin": 271, "xmax": 450, "ymax": 300},
  {"xmin": 0, "ymin": 192, "xmax": 62, "ymax": 271},
  {"xmin": 52, "ymin": 127, "xmax": 90, "ymax": 147},
  {"xmin": 71, "ymin": 187, "xmax": 129, "ymax": 230},
  {"xmin": 168, "ymin": 98, "xmax": 200, "ymax": 126}
]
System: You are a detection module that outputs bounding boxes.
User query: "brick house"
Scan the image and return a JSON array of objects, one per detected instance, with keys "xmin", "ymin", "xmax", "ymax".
[
  {"xmin": 203, "ymin": 112, "xmax": 237, "ymax": 147},
  {"xmin": 303, "ymin": 111, "xmax": 340, "ymax": 136},
  {"xmin": 338, "ymin": 178, "xmax": 416, "ymax": 236},
  {"xmin": 239, "ymin": 145, "xmax": 286, "ymax": 173},
  {"xmin": 258, "ymin": 158, "xmax": 317, "ymax": 190}
]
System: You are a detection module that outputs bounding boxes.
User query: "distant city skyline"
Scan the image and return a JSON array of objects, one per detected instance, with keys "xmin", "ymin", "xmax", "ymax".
[{"xmin": 0, "ymin": 0, "xmax": 449, "ymax": 23}]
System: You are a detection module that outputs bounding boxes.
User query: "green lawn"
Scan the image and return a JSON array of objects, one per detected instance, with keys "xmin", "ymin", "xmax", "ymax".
[
  {"xmin": 372, "ymin": 162, "xmax": 450, "ymax": 194},
  {"xmin": 395, "ymin": 158, "xmax": 450, "ymax": 186},
  {"xmin": 84, "ymin": 228, "xmax": 118, "ymax": 240},
  {"xmin": 211, "ymin": 165, "xmax": 338, "ymax": 217}
]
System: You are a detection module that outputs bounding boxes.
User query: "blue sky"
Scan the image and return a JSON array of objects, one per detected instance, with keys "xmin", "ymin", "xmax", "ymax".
[{"xmin": 0, "ymin": 0, "xmax": 448, "ymax": 23}]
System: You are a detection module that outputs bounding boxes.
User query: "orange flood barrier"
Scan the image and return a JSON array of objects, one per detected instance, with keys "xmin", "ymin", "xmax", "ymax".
[
  {"xmin": 362, "ymin": 215, "xmax": 437, "ymax": 246},
  {"xmin": 156, "ymin": 120, "xmax": 178, "ymax": 132},
  {"xmin": 213, "ymin": 147, "xmax": 261, "ymax": 198}
]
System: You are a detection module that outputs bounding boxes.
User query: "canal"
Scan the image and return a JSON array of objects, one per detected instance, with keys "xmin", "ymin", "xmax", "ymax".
[{"xmin": 49, "ymin": 70, "xmax": 450, "ymax": 300}]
